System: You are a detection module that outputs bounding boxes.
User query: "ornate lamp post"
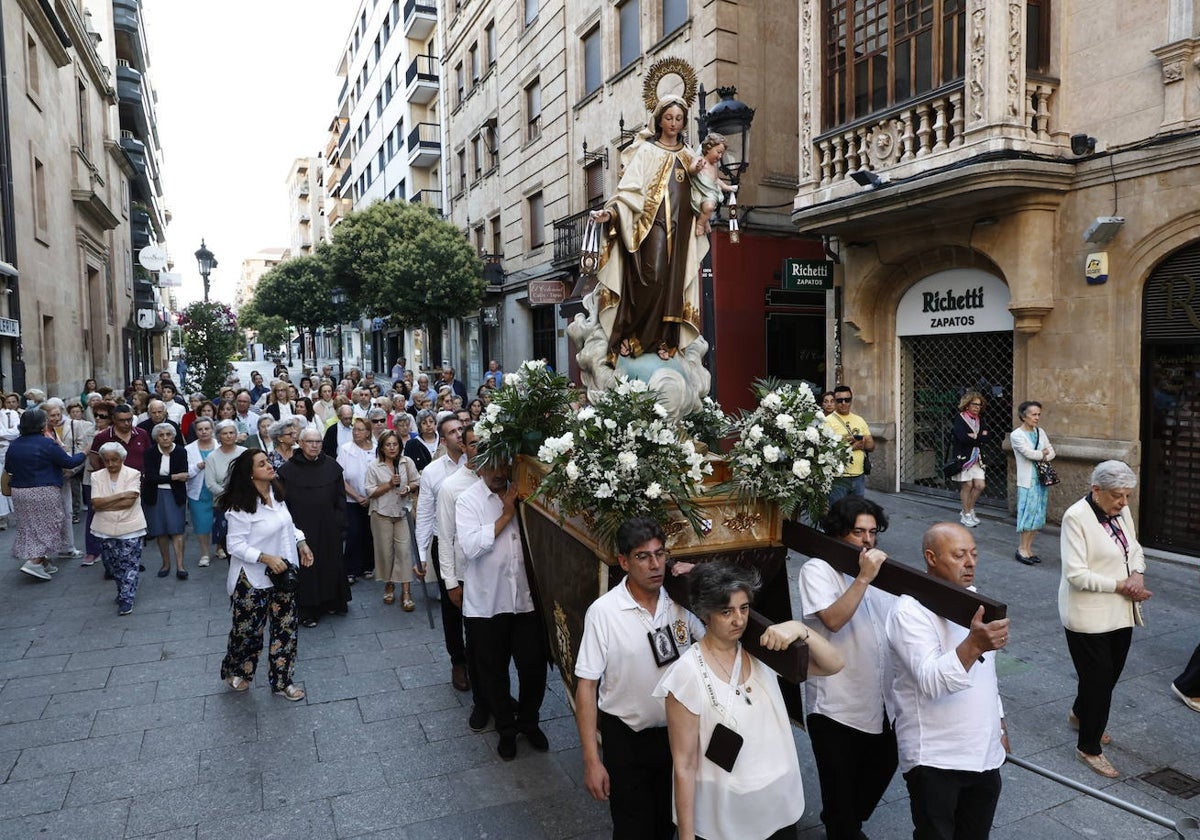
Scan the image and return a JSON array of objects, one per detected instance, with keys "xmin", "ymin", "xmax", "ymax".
[
  {"xmin": 194, "ymin": 240, "xmax": 217, "ymax": 303},
  {"xmin": 698, "ymin": 86, "xmax": 755, "ymax": 244}
]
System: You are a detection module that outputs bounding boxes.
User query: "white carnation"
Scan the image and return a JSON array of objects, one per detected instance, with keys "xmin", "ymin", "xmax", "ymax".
[
  {"xmin": 761, "ymin": 392, "xmax": 782, "ymax": 410},
  {"xmin": 747, "ymin": 424, "xmax": 764, "ymax": 443},
  {"xmin": 617, "ymin": 451, "xmax": 638, "ymax": 471},
  {"xmin": 805, "ymin": 426, "xmax": 820, "ymax": 443},
  {"xmin": 762, "ymin": 445, "xmax": 781, "ymax": 463},
  {"xmin": 565, "ymin": 461, "xmax": 580, "ymax": 481},
  {"xmin": 644, "ymin": 482, "xmax": 663, "ymax": 499},
  {"xmin": 791, "ymin": 459, "xmax": 812, "ymax": 479},
  {"xmin": 577, "ymin": 406, "xmax": 596, "ymax": 422},
  {"xmin": 775, "ymin": 413, "xmax": 794, "ymax": 430}
]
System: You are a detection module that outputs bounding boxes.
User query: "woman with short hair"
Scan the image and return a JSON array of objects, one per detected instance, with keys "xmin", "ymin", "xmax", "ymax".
[
  {"xmin": 404, "ymin": 408, "xmax": 439, "ymax": 472},
  {"xmin": 185, "ymin": 417, "xmax": 218, "ymax": 567},
  {"xmin": 1011, "ymin": 400, "xmax": 1056, "ymax": 565},
  {"xmin": 949, "ymin": 391, "xmax": 990, "ymax": 528},
  {"xmin": 206, "ymin": 420, "xmax": 246, "ymax": 559},
  {"xmin": 313, "ymin": 382, "xmax": 337, "ymax": 426},
  {"xmin": 143, "ymin": 422, "xmax": 190, "ymax": 579},
  {"xmin": 1059, "ymin": 460, "xmax": 1151, "ymax": 779},
  {"xmin": 266, "ymin": 417, "xmax": 300, "ymax": 470},
  {"xmin": 219, "ymin": 449, "xmax": 312, "ymax": 700},
  {"xmin": 91, "ymin": 441, "xmax": 146, "ymax": 614},
  {"xmin": 5, "ymin": 409, "xmax": 86, "ymax": 579}
]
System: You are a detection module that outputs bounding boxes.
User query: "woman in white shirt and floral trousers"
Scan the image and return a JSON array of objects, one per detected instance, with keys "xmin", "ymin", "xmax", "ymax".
[{"xmin": 218, "ymin": 450, "xmax": 314, "ymax": 700}]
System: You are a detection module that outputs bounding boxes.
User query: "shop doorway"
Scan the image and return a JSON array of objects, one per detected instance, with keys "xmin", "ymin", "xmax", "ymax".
[
  {"xmin": 899, "ymin": 332, "xmax": 1013, "ymax": 504},
  {"xmin": 1141, "ymin": 242, "xmax": 1200, "ymax": 555}
]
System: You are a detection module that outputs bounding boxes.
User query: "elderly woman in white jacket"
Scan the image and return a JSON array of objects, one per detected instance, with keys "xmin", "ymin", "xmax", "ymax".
[
  {"xmin": 218, "ymin": 449, "xmax": 313, "ymax": 701},
  {"xmin": 184, "ymin": 418, "xmax": 217, "ymax": 567},
  {"xmin": 1059, "ymin": 460, "xmax": 1151, "ymax": 780},
  {"xmin": 1010, "ymin": 400, "xmax": 1056, "ymax": 565}
]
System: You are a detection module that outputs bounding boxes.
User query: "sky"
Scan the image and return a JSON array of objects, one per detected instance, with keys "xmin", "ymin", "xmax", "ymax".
[{"xmin": 146, "ymin": 0, "xmax": 352, "ymax": 305}]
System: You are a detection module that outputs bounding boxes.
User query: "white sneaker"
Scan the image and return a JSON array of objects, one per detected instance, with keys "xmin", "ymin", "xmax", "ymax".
[
  {"xmin": 968, "ymin": 510, "xmax": 980, "ymax": 526},
  {"xmin": 198, "ymin": 556, "xmax": 210, "ymax": 568},
  {"xmin": 960, "ymin": 511, "xmax": 977, "ymax": 528},
  {"xmin": 19, "ymin": 560, "xmax": 51, "ymax": 581},
  {"xmin": 57, "ymin": 549, "xmax": 83, "ymax": 559},
  {"xmin": 43, "ymin": 563, "xmax": 59, "ymax": 575}
]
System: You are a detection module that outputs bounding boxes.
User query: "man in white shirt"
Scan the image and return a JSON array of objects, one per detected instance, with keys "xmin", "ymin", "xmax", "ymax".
[
  {"xmin": 457, "ymin": 458, "xmax": 546, "ymax": 761},
  {"xmin": 887, "ymin": 522, "xmax": 1011, "ymax": 840},
  {"xmin": 233, "ymin": 390, "xmax": 259, "ymax": 443},
  {"xmin": 797, "ymin": 496, "xmax": 898, "ymax": 840},
  {"xmin": 436, "ymin": 424, "xmax": 492, "ymax": 731},
  {"xmin": 351, "ymin": 388, "xmax": 373, "ymax": 419},
  {"xmin": 575, "ymin": 518, "xmax": 704, "ymax": 840},
  {"xmin": 159, "ymin": 383, "xmax": 186, "ymax": 423},
  {"xmin": 415, "ymin": 414, "xmax": 470, "ymax": 691}
]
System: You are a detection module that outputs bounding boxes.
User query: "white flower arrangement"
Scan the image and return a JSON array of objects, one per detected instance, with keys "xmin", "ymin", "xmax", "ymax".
[
  {"xmin": 533, "ymin": 376, "xmax": 713, "ymax": 549},
  {"xmin": 724, "ymin": 379, "xmax": 852, "ymax": 521},
  {"xmin": 475, "ymin": 359, "xmax": 576, "ymax": 465}
]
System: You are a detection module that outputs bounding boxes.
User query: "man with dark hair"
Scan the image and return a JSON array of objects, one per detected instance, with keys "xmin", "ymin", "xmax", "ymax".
[
  {"xmin": 797, "ymin": 496, "xmax": 898, "ymax": 840},
  {"xmin": 415, "ymin": 414, "xmax": 470, "ymax": 691},
  {"xmin": 824, "ymin": 384, "xmax": 874, "ymax": 504},
  {"xmin": 440, "ymin": 366, "xmax": 467, "ymax": 403},
  {"xmin": 574, "ymin": 518, "xmax": 704, "ymax": 839},
  {"xmin": 248, "ymin": 371, "xmax": 269, "ymax": 406},
  {"xmin": 888, "ymin": 523, "xmax": 1011, "ymax": 840},
  {"xmin": 458, "ymin": 457, "xmax": 546, "ymax": 761},
  {"xmin": 90, "ymin": 404, "xmax": 151, "ymax": 473}
]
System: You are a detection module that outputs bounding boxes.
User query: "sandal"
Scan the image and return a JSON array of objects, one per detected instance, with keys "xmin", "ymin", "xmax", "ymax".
[
  {"xmin": 1068, "ymin": 711, "xmax": 1111, "ymax": 745},
  {"xmin": 225, "ymin": 675, "xmax": 250, "ymax": 692},
  {"xmin": 274, "ymin": 684, "xmax": 306, "ymax": 702},
  {"xmin": 401, "ymin": 585, "xmax": 414, "ymax": 611},
  {"xmin": 383, "ymin": 583, "xmax": 396, "ymax": 605},
  {"xmin": 301, "ymin": 618, "xmax": 318, "ymax": 628},
  {"xmin": 1076, "ymin": 749, "xmax": 1119, "ymax": 778}
]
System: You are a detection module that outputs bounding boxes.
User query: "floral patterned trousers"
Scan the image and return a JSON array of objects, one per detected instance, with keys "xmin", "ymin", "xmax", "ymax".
[
  {"xmin": 101, "ymin": 537, "xmax": 143, "ymax": 611},
  {"xmin": 220, "ymin": 570, "xmax": 298, "ymax": 691}
]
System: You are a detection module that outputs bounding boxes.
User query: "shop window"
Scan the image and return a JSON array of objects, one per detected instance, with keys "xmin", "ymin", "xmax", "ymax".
[{"xmin": 532, "ymin": 305, "xmax": 557, "ymax": 370}]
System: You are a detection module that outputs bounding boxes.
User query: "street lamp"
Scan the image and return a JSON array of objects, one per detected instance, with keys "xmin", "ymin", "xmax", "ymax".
[
  {"xmin": 331, "ymin": 287, "xmax": 347, "ymax": 381},
  {"xmin": 194, "ymin": 240, "xmax": 217, "ymax": 302},
  {"xmin": 698, "ymin": 86, "xmax": 755, "ymax": 244}
]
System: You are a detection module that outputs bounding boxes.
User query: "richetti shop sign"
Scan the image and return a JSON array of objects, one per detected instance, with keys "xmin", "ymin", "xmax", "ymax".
[{"xmin": 896, "ymin": 270, "xmax": 1013, "ymax": 336}]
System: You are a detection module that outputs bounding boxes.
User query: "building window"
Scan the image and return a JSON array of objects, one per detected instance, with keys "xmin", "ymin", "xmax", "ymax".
[
  {"xmin": 1026, "ymin": 0, "xmax": 1051, "ymax": 73},
  {"xmin": 25, "ymin": 34, "xmax": 40, "ymax": 102},
  {"xmin": 485, "ymin": 21, "xmax": 497, "ymax": 67},
  {"xmin": 663, "ymin": 0, "xmax": 687, "ymax": 33},
  {"xmin": 531, "ymin": 306, "xmax": 556, "ymax": 369},
  {"xmin": 525, "ymin": 0, "xmax": 538, "ymax": 27},
  {"xmin": 527, "ymin": 191, "xmax": 545, "ymax": 249},
  {"xmin": 491, "ymin": 215, "xmax": 502, "ymax": 256},
  {"xmin": 525, "ymin": 79, "xmax": 542, "ymax": 142},
  {"xmin": 455, "ymin": 63, "xmax": 465, "ymax": 106},
  {"xmin": 619, "ymin": 0, "xmax": 641, "ymax": 69},
  {"xmin": 474, "ymin": 225, "xmax": 486, "ymax": 253},
  {"xmin": 457, "ymin": 149, "xmax": 467, "ymax": 193},
  {"xmin": 823, "ymin": 0, "xmax": 966, "ymax": 127},
  {"xmin": 469, "ymin": 42, "xmax": 479, "ymax": 84},
  {"xmin": 582, "ymin": 26, "xmax": 602, "ymax": 97},
  {"xmin": 472, "ymin": 134, "xmax": 484, "ymax": 179},
  {"xmin": 77, "ymin": 79, "xmax": 90, "ymax": 156},
  {"xmin": 32, "ymin": 155, "xmax": 48, "ymax": 242},
  {"xmin": 484, "ymin": 121, "xmax": 499, "ymax": 170},
  {"xmin": 585, "ymin": 160, "xmax": 605, "ymax": 209}
]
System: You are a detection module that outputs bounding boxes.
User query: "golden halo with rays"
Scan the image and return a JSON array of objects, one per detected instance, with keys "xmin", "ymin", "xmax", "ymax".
[{"xmin": 642, "ymin": 56, "xmax": 698, "ymax": 113}]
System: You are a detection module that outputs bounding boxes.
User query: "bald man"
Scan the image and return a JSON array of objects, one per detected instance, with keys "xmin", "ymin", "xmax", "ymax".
[{"xmin": 886, "ymin": 523, "xmax": 1010, "ymax": 840}]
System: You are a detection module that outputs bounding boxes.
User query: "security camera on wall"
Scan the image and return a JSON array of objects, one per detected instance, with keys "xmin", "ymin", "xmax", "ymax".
[{"xmin": 1070, "ymin": 134, "xmax": 1098, "ymax": 156}]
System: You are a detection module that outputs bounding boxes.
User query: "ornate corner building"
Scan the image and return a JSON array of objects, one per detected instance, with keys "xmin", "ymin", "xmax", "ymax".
[{"xmin": 792, "ymin": 0, "xmax": 1200, "ymax": 556}]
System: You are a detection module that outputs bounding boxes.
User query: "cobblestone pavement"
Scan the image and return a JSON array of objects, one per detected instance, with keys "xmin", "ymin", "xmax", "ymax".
[{"xmin": 0, "ymin": 485, "xmax": 1196, "ymax": 839}]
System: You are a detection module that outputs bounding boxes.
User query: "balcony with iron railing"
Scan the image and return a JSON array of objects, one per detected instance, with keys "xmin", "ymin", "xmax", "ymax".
[
  {"xmin": 405, "ymin": 54, "xmax": 439, "ymax": 105},
  {"xmin": 409, "ymin": 189, "xmax": 443, "ymax": 215},
  {"xmin": 404, "ymin": 0, "xmax": 436, "ymax": 41},
  {"xmin": 112, "ymin": 0, "xmax": 148, "ymax": 72},
  {"xmin": 552, "ymin": 208, "xmax": 590, "ymax": 268},
  {"xmin": 407, "ymin": 123, "xmax": 441, "ymax": 169}
]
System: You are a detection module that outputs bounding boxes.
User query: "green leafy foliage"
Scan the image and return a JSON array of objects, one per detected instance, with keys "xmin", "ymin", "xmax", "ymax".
[
  {"xmin": 254, "ymin": 254, "xmax": 337, "ymax": 336},
  {"xmin": 323, "ymin": 201, "xmax": 485, "ymax": 327},
  {"xmin": 178, "ymin": 302, "xmax": 239, "ymax": 398}
]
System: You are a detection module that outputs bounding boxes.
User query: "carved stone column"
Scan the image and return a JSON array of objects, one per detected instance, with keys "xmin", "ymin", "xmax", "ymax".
[{"xmin": 1153, "ymin": 38, "xmax": 1200, "ymax": 132}]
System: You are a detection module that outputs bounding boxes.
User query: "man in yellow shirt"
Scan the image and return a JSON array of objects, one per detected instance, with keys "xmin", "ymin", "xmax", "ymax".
[{"xmin": 823, "ymin": 385, "xmax": 875, "ymax": 504}]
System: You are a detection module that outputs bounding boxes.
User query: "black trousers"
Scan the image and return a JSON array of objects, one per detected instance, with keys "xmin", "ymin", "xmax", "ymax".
[
  {"xmin": 464, "ymin": 611, "xmax": 545, "ymax": 737},
  {"xmin": 1064, "ymin": 626, "xmax": 1132, "ymax": 755},
  {"xmin": 807, "ymin": 713, "xmax": 898, "ymax": 839},
  {"xmin": 1175, "ymin": 642, "xmax": 1200, "ymax": 696},
  {"xmin": 903, "ymin": 765, "xmax": 1001, "ymax": 840},
  {"xmin": 343, "ymin": 503, "xmax": 372, "ymax": 577},
  {"xmin": 431, "ymin": 538, "xmax": 467, "ymax": 667},
  {"xmin": 597, "ymin": 712, "xmax": 673, "ymax": 840}
]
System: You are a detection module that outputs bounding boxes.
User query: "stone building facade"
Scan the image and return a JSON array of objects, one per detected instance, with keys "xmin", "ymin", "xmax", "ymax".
[{"xmin": 792, "ymin": 0, "xmax": 1200, "ymax": 557}]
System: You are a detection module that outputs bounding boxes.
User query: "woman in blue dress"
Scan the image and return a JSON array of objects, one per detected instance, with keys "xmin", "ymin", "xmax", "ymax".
[{"xmin": 1010, "ymin": 400, "xmax": 1056, "ymax": 565}]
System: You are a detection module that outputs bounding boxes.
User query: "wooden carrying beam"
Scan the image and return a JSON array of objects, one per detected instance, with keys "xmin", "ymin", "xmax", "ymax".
[{"xmin": 781, "ymin": 521, "xmax": 1007, "ymax": 627}]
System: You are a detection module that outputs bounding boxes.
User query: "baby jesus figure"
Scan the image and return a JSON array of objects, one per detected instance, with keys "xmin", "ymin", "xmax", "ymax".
[{"xmin": 691, "ymin": 132, "xmax": 738, "ymax": 236}]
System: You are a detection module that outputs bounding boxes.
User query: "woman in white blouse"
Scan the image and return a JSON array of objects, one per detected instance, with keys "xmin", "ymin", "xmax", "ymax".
[
  {"xmin": 218, "ymin": 450, "xmax": 313, "ymax": 700},
  {"xmin": 657, "ymin": 562, "xmax": 843, "ymax": 840}
]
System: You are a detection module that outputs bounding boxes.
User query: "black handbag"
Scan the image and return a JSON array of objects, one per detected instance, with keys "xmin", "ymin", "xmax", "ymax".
[
  {"xmin": 942, "ymin": 455, "xmax": 965, "ymax": 478},
  {"xmin": 1035, "ymin": 460, "xmax": 1060, "ymax": 487}
]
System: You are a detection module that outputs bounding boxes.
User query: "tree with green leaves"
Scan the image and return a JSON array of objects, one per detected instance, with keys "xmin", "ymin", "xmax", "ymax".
[
  {"xmin": 178, "ymin": 302, "xmax": 239, "ymax": 399},
  {"xmin": 323, "ymin": 201, "xmax": 485, "ymax": 329},
  {"xmin": 253, "ymin": 253, "xmax": 337, "ymax": 361},
  {"xmin": 237, "ymin": 298, "xmax": 290, "ymax": 355}
]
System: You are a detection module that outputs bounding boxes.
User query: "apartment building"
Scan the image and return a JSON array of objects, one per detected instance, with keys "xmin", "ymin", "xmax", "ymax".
[
  {"xmin": 442, "ymin": 0, "xmax": 810, "ymax": 403},
  {"xmin": 791, "ymin": 0, "xmax": 1200, "ymax": 555},
  {"xmin": 0, "ymin": 0, "xmax": 169, "ymax": 394},
  {"xmin": 287, "ymin": 157, "xmax": 326, "ymax": 257}
]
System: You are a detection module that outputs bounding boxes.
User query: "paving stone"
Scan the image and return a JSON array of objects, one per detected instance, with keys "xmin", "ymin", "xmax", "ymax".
[
  {"xmin": 125, "ymin": 769, "xmax": 263, "ymax": 837},
  {"xmin": 289, "ymin": 654, "xmax": 349, "ymax": 680},
  {"xmin": 378, "ymin": 735, "xmax": 500, "ymax": 786},
  {"xmin": 376, "ymin": 625, "xmax": 445, "ymax": 650},
  {"xmin": 196, "ymin": 799, "xmax": 337, "ymax": 840},
  {"xmin": 0, "ymin": 666, "xmax": 111, "ymax": 701},
  {"xmin": 357, "ymin": 684, "xmax": 463, "ymax": 724},
  {"xmin": 297, "ymin": 631, "xmax": 384, "ymax": 661},
  {"xmin": 0, "ymin": 712, "xmax": 95, "ymax": 751},
  {"xmin": 260, "ymin": 754, "xmax": 385, "ymax": 809},
  {"xmin": 159, "ymin": 634, "xmax": 231, "ymax": 660},
  {"xmin": 63, "ymin": 642, "xmax": 168, "ymax": 672},
  {"xmin": 91, "ymin": 696, "xmax": 206, "ymax": 737},
  {"xmin": 122, "ymin": 621, "xmax": 215, "ymax": 646},
  {"xmin": 0, "ymin": 652, "xmax": 69, "ymax": 680},
  {"xmin": 153, "ymin": 673, "xmax": 239, "ymax": 702},
  {"xmin": 302, "ymin": 668, "xmax": 401, "ymax": 705},
  {"xmin": 402, "ymin": 799, "xmax": 554, "ymax": 840},
  {"xmin": 446, "ymin": 752, "xmax": 574, "ymax": 811},
  {"xmin": 197, "ymin": 732, "xmax": 318, "ymax": 778},
  {"xmin": 255, "ymin": 697, "xmax": 363, "ymax": 742},
  {"xmin": 41, "ymin": 682, "xmax": 157, "ymax": 720},
  {"xmin": 0, "ymin": 771, "xmax": 71, "ymax": 818},
  {"xmin": 343, "ymin": 645, "xmax": 434, "ymax": 675},
  {"xmin": 65, "ymin": 754, "xmax": 199, "ymax": 807},
  {"xmin": 397, "ymin": 661, "xmax": 455, "ymax": 691},
  {"xmin": 0, "ymin": 608, "xmax": 53, "ymax": 631},
  {"xmin": 9, "ymin": 732, "xmax": 143, "ymax": 780},
  {"xmin": 0, "ymin": 797, "xmax": 129, "ymax": 839},
  {"xmin": 127, "ymin": 827, "xmax": 199, "ymax": 840},
  {"xmin": 139, "ymin": 716, "xmax": 258, "ymax": 760},
  {"xmin": 0, "ymin": 749, "xmax": 17, "ymax": 780},
  {"xmin": 314, "ymin": 715, "xmax": 421, "ymax": 762},
  {"xmin": 523, "ymin": 791, "xmax": 616, "ymax": 840},
  {"xmin": 331, "ymin": 777, "xmax": 458, "ymax": 836},
  {"xmin": 0, "ymin": 694, "xmax": 49, "ymax": 726},
  {"xmin": 24, "ymin": 628, "xmax": 125, "ymax": 657},
  {"xmin": 109, "ymin": 653, "xmax": 210, "ymax": 685}
]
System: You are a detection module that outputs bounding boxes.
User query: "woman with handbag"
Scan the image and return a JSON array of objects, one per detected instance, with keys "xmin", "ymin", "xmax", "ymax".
[
  {"xmin": 363, "ymin": 430, "xmax": 420, "ymax": 609},
  {"xmin": 219, "ymin": 450, "xmax": 313, "ymax": 700},
  {"xmin": 655, "ymin": 562, "xmax": 844, "ymax": 840},
  {"xmin": 1010, "ymin": 400, "xmax": 1057, "ymax": 565}
]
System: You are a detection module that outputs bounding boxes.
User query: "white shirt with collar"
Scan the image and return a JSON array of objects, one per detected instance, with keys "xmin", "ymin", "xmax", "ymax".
[
  {"xmin": 455, "ymin": 478, "xmax": 531, "ymax": 618},
  {"xmin": 164, "ymin": 401, "xmax": 185, "ymax": 424},
  {"xmin": 352, "ymin": 403, "xmax": 371, "ymax": 419},
  {"xmin": 436, "ymin": 466, "xmax": 481, "ymax": 589},
  {"xmin": 415, "ymin": 452, "xmax": 466, "ymax": 553},
  {"xmin": 224, "ymin": 491, "xmax": 306, "ymax": 595},
  {"xmin": 575, "ymin": 577, "xmax": 706, "ymax": 731},
  {"xmin": 798, "ymin": 557, "xmax": 898, "ymax": 734},
  {"xmin": 886, "ymin": 591, "xmax": 1005, "ymax": 774}
]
